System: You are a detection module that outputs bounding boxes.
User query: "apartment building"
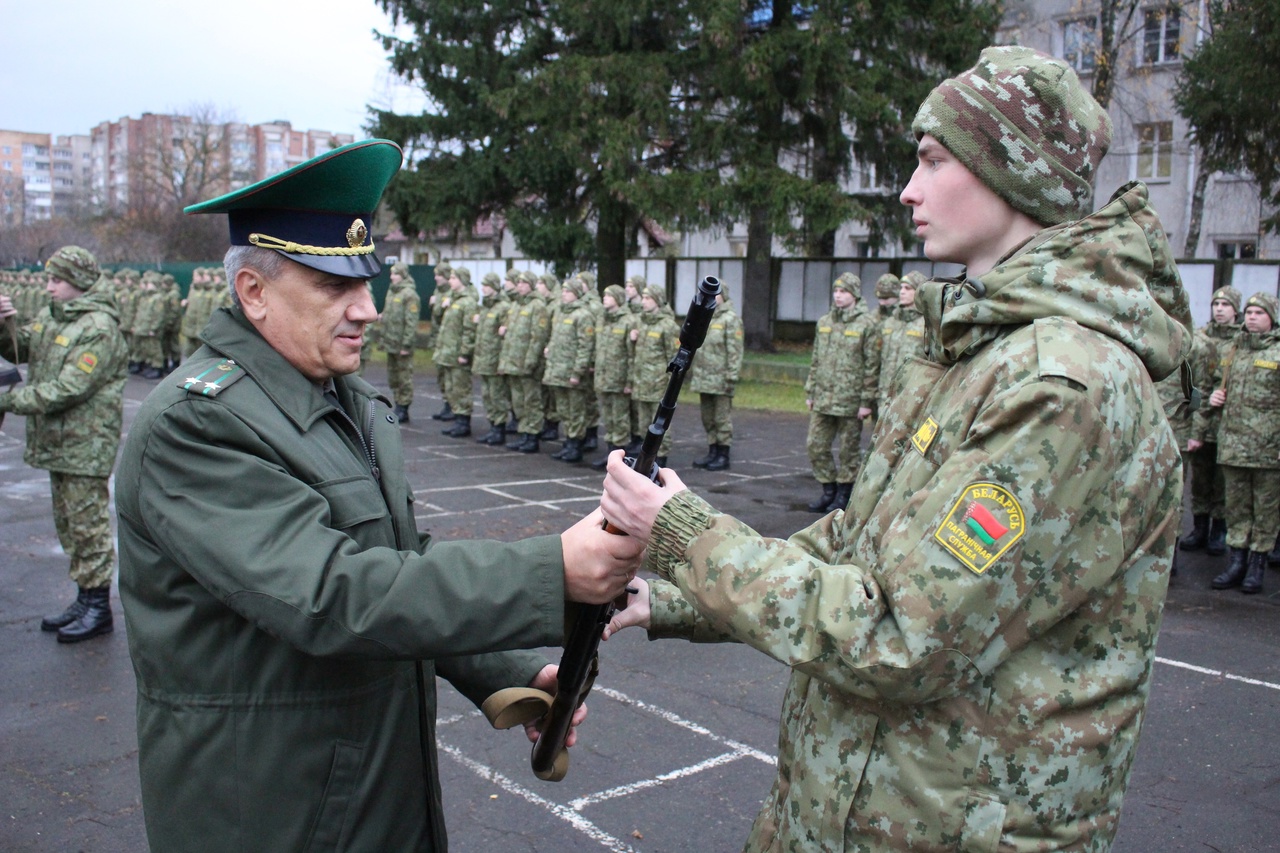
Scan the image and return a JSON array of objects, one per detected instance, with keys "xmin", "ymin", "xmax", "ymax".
[{"xmin": 0, "ymin": 130, "xmax": 93, "ymax": 226}]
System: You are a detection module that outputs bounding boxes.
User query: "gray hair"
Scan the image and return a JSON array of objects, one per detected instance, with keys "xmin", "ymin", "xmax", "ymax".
[{"xmin": 223, "ymin": 245, "xmax": 288, "ymax": 309}]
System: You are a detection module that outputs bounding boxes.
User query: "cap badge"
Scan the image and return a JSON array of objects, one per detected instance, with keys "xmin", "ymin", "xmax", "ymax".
[{"xmin": 346, "ymin": 219, "xmax": 368, "ymax": 249}]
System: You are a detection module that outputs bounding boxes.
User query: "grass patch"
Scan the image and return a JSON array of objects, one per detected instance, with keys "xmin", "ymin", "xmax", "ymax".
[{"xmin": 678, "ymin": 382, "xmax": 807, "ymax": 414}]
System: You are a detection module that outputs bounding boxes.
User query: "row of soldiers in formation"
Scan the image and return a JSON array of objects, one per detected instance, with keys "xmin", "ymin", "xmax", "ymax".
[{"xmin": 0, "ymin": 266, "xmax": 232, "ymax": 379}]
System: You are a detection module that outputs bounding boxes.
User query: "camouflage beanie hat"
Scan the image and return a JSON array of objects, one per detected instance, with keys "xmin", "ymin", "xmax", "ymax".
[
  {"xmin": 515, "ymin": 270, "xmax": 537, "ymax": 286},
  {"xmin": 912, "ymin": 45, "xmax": 1112, "ymax": 226},
  {"xmin": 435, "ymin": 261, "xmax": 453, "ymax": 278},
  {"xmin": 539, "ymin": 273, "xmax": 560, "ymax": 290},
  {"xmin": 44, "ymin": 246, "xmax": 99, "ymax": 291},
  {"xmin": 625, "ymin": 274, "xmax": 647, "ymax": 290},
  {"xmin": 1245, "ymin": 292, "xmax": 1279, "ymax": 325},
  {"xmin": 833, "ymin": 273, "xmax": 861, "ymax": 294},
  {"xmin": 603, "ymin": 284, "xmax": 626, "ymax": 305},
  {"xmin": 1212, "ymin": 286, "xmax": 1242, "ymax": 315},
  {"xmin": 874, "ymin": 273, "xmax": 900, "ymax": 298},
  {"xmin": 902, "ymin": 270, "xmax": 929, "ymax": 288},
  {"xmin": 563, "ymin": 277, "xmax": 588, "ymax": 299},
  {"xmin": 391, "ymin": 262, "xmax": 410, "ymax": 277},
  {"xmin": 452, "ymin": 267, "xmax": 471, "ymax": 286},
  {"xmin": 643, "ymin": 284, "xmax": 667, "ymax": 307},
  {"xmin": 481, "ymin": 271, "xmax": 502, "ymax": 290}
]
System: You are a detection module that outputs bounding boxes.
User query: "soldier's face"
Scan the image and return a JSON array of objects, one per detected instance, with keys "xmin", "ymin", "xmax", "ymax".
[
  {"xmin": 603, "ymin": 294, "xmax": 619, "ymax": 310},
  {"xmin": 1244, "ymin": 306, "xmax": 1273, "ymax": 333},
  {"xmin": 642, "ymin": 295, "xmax": 657, "ymax": 312},
  {"xmin": 900, "ymin": 135, "xmax": 1030, "ymax": 275},
  {"xmin": 239, "ymin": 260, "xmax": 376, "ymax": 381},
  {"xmin": 1211, "ymin": 299, "xmax": 1236, "ymax": 325},
  {"xmin": 833, "ymin": 289, "xmax": 855, "ymax": 309},
  {"xmin": 561, "ymin": 289, "xmax": 578, "ymax": 304},
  {"xmin": 390, "ymin": 272, "xmax": 403, "ymax": 284},
  {"xmin": 46, "ymin": 276, "xmax": 83, "ymax": 302},
  {"xmin": 899, "ymin": 283, "xmax": 916, "ymax": 307}
]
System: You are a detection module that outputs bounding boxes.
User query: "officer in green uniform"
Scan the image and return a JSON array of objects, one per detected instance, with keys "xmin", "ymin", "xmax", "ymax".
[
  {"xmin": 689, "ymin": 290, "xmax": 744, "ymax": 471},
  {"xmin": 116, "ymin": 140, "xmax": 643, "ymax": 852},
  {"xmin": 381, "ymin": 261, "xmax": 420, "ymax": 422},
  {"xmin": 600, "ymin": 47, "xmax": 1190, "ymax": 853},
  {"xmin": 0, "ymin": 246, "xmax": 127, "ymax": 642}
]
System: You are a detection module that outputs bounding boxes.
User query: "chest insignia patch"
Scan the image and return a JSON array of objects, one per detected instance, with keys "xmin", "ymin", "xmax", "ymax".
[
  {"xmin": 54, "ymin": 335, "xmax": 70, "ymax": 347},
  {"xmin": 1254, "ymin": 359, "xmax": 1278, "ymax": 370},
  {"xmin": 76, "ymin": 352, "xmax": 98, "ymax": 374},
  {"xmin": 911, "ymin": 417, "xmax": 939, "ymax": 455},
  {"xmin": 935, "ymin": 482, "xmax": 1025, "ymax": 575}
]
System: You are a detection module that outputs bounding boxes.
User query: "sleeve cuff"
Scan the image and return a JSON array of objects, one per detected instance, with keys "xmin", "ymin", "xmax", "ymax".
[
  {"xmin": 647, "ymin": 578, "xmax": 700, "ymax": 639},
  {"xmin": 645, "ymin": 489, "xmax": 714, "ymax": 582}
]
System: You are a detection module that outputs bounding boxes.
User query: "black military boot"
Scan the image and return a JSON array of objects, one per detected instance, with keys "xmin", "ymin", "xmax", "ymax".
[
  {"xmin": 431, "ymin": 401, "xmax": 453, "ymax": 421},
  {"xmin": 705, "ymin": 445, "xmax": 731, "ymax": 472},
  {"xmin": 393, "ymin": 404, "xmax": 410, "ymax": 424},
  {"xmin": 625, "ymin": 434, "xmax": 643, "ymax": 453},
  {"xmin": 443, "ymin": 415, "xmax": 472, "ymax": 437},
  {"xmin": 1179, "ymin": 514, "xmax": 1210, "ymax": 551},
  {"xmin": 591, "ymin": 444, "xmax": 620, "ymax": 470},
  {"xmin": 518, "ymin": 433, "xmax": 540, "ymax": 453},
  {"xmin": 41, "ymin": 587, "xmax": 90, "ymax": 632},
  {"xmin": 1211, "ymin": 547, "xmax": 1249, "ymax": 590},
  {"xmin": 56, "ymin": 587, "xmax": 113, "ymax": 643},
  {"xmin": 830, "ymin": 483, "xmax": 853, "ymax": 513},
  {"xmin": 583, "ymin": 426, "xmax": 599, "ymax": 451},
  {"xmin": 141, "ymin": 363, "xmax": 164, "ymax": 380},
  {"xmin": 807, "ymin": 483, "xmax": 836, "ymax": 513},
  {"xmin": 476, "ymin": 421, "xmax": 503, "ymax": 444},
  {"xmin": 127, "ymin": 361, "xmax": 142, "ymax": 375},
  {"xmin": 692, "ymin": 445, "xmax": 717, "ymax": 468},
  {"xmin": 1269, "ymin": 533, "xmax": 1280, "ymax": 567},
  {"xmin": 506, "ymin": 430, "xmax": 528, "ymax": 450},
  {"xmin": 1206, "ymin": 518, "xmax": 1227, "ymax": 556},
  {"xmin": 539, "ymin": 421, "xmax": 560, "ymax": 441},
  {"xmin": 558, "ymin": 438, "xmax": 584, "ymax": 463},
  {"xmin": 1242, "ymin": 550, "xmax": 1268, "ymax": 595},
  {"xmin": 506, "ymin": 414, "xmax": 519, "ymax": 433}
]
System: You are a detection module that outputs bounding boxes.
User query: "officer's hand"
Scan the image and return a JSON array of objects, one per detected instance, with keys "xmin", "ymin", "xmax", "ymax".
[
  {"xmin": 560, "ymin": 507, "xmax": 643, "ymax": 604},
  {"xmin": 600, "ymin": 451, "xmax": 687, "ymax": 546},
  {"xmin": 0, "ymin": 295, "xmax": 15, "ymax": 319},
  {"xmin": 523, "ymin": 664, "xmax": 587, "ymax": 747},
  {"xmin": 602, "ymin": 577, "xmax": 650, "ymax": 639}
]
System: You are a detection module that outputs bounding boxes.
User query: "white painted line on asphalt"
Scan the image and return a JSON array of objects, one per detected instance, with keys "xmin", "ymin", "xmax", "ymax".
[
  {"xmin": 418, "ymin": 475, "xmax": 601, "ymax": 494},
  {"xmin": 596, "ymin": 687, "xmax": 775, "ymax": 765},
  {"xmin": 569, "ymin": 748, "xmax": 753, "ymax": 810},
  {"xmin": 1156, "ymin": 656, "xmax": 1280, "ymax": 691},
  {"xmin": 437, "ymin": 742, "xmax": 639, "ymax": 853}
]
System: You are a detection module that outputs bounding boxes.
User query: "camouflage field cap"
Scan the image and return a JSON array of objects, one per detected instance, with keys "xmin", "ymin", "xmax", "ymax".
[
  {"xmin": 875, "ymin": 273, "xmax": 900, "ymax": 298},
  {"xmin": 434, "ymin": 261, "xmax": 453, "ymax": 278},
  {"xmin": 603, "ymin": 284, "xmax": 626, "ymax": 305},
  {"xmin": 515, "ymin": 270, "xmax": 538, "ymax": 286},
  {"xmin": 390, "ymin": 262, "xmax": 411, "ymax": 278},
  {"xmin": 184, "ymin": 139, "xmax": 403, "ymax": 279},
  {"xmin": 44, "ymin": 246, "xmax": 99, "ymax": 291},
  {"xmin": 643, "ymin": 284, "xmax": 667, "ymax": 307},
  {"xmin": 912, "ymin": 46, "xmax": 1112, "ymax": 226},
  {"xmin": 481, "ymin": 271, "xmax": 502, "ymax": 290},
  {"xmin": 451, "ymin": 267, "xmax": 472, "ymax": 286},
  {"xmin": 539, "ymin": 273, "xmax": 560, "ymax": 290},
  {"xmin": 625, "ymin": 274, "xmax": 647, "ymax": 290},
  {"xmin": 902, "ymin": 270, "xmax": 929, "ymax": 288},
  {"xmin": 563, "ymin": 276, "xmax": 588, "ymax": 299},
  {"xmin": 577, "ymin": 271, "xmax": 597, "ymax": 289},
  {"xmin": 833, "ymin": 272, "xmax": 861, "ymax": 294},
  {"xmin": 1211, "ymin": 286, "xmax": 1242, "ymax": 314},
  {"xmin": 1245, "ymin": 292, "xmax": 1279, "ymax": 325}
]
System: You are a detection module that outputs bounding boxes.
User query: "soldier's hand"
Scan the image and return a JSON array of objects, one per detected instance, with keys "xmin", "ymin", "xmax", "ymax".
[
  {"xmin": 560, "ymin": 508, "xmax": 643, "ymax": 604},
  {"xmin": 523, "ymin": 664, "xmax": 587, "ymax": 747},
  {"xmin": 0, "ymin": 295, "xmax": 14, "ymax": 319},
  {"xmin": 1209, "ymin": 389, "xmax": 1226, "ymax": 408},
  {"xmin": 1187, "ymin": 438, "xmax": 1204, "ymax": 452},
  {"xmin": 602, "ymin": 577, "xmax": 650, "ymax": 639},
  {"xmin": 600, "ymin": 451, "xmax": 687, "ymax": 546},
  {"xmin": 857, "ymin": 406, "xmax": 872, "ymax": 420}
]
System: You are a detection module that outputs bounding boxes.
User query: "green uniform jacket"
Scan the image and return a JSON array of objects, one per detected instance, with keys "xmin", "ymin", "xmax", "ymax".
[
  {"xmin": 116, "ymin": 308, "xmax": 566, "ymax": 852},
  {"xmin": 593, "ymin": 306, "xmax": 635, "ymax": 393},
  {"xmin": 630, "ymin": 309, "xmax": 680, "ymax": 402},
  {"xmin": 472, "ymin": 292, "xmax": 511, "ymax": 376},
  {"xmin": 1191, "ymin": 321, "xmax": 1239, "ymax": 443},
  {"xmin": 497, "ymin": 292, "xmax": 550, "ymax": 377},
  {"xmin": 542, "ymin": 299, "xmax": 595, "ymax": 387},
  {"xmin": 0, "ymin": 279, "xmax": 127, "ymax": 477},
  {"xmin": 1214, "ymin": 327, "xmax": 1280, "ymax": 468},
  {"xmin": 689, "ymin": 300, "xmax": 744, "ymax": 396},
  {"xmin": 434, "ymin": 290, "xmax": 478, "ymax": 365},
  {"xmin": 805, "ymin": 301, "xmax": 881, "ymax": 416},
  {"xmin": 644, "ymin": 183, "xmax": 1187, "ymax": 851},
  {"xmin": 381, "ymin": 276, "xmax": 422, "ymax": 354}
]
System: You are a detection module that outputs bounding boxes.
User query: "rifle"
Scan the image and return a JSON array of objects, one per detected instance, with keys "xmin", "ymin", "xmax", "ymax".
[{"xmin": 481, "ymin": 275, "xmax": 723, "ymax": 781}]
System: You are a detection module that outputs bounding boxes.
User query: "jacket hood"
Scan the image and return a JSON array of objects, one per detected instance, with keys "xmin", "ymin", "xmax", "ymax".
[
  {"xmin": 54, "ymin": 276, "xmax": 120, "ymax": 324},
  {"xmin": 917, "ymin": 182, "xmax": 1191, "ymax": 381}
]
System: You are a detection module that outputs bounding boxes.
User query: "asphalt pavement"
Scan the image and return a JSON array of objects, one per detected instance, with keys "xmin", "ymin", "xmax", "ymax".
[{"xmin": 1, "ymin": 364, "xmax": 1277, "ymax": 852}]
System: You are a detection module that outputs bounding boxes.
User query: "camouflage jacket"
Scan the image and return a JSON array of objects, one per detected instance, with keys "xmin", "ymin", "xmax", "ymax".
[
  {"xmin": 471, "ymin": 292, "xmax": 510, "ymax": 376},
  {"xmin": 181, "ymin": 283, "xmax": 213, "ymax": 340},
  {"xmin": 380, "ymin": 276, "xmax": 421, "ymax": 354},
  {"xmin": 433, "ymin": 290, "xmax": 478, "ymax": 366},
  {"xmin": 497, "ymin": 292, "xmax": 550, "ymax": 377},
  {"xmin": 1191, "ymin": 321, "xmax": 1239, "ymax": 443},
  {"xmin": 542, "ymin": 299, "xmax": 594, "ymax": 388},
  {"xmin": 689, "ymin": 299, "xmax": 744, "ymax": 396},
  {"xmin": 0, "ymin": 279, "xmax": 128, "ymax": 477},
  {"xmin": 877, "ymin": 304, "xmax": 926, "ymax": 401},
  {"xmin": 1214, "ymin": 327, "xmax": 1280, "ymax": 468},
  {"xmin": 630, "ymin": 308, "xmax": 680, "ymax": 402},
  {"xmin": 644, "ymin": 183, "xmax": 1187, "ymax": 852},
  {"xmin": 805, "ymin": 301, "xmax": 881, "ymax": 416},
  {"xmin": 593, "ymin": 305, "xmax": 635, "ymax": 393},
  {"xmin": 132, "ymin": 290, "xmax": 165, "ymax": 337}
]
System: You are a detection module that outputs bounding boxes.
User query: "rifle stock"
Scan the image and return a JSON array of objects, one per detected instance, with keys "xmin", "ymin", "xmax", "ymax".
[{"xmin": 529, "ymin": 275, "xmax": 723, "ymax": 781}]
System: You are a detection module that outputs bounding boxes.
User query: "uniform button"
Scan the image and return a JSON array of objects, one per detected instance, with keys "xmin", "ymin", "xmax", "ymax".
[{"xmin": 386, "ymin": 415, "xmax": 396, "ymax": 423}]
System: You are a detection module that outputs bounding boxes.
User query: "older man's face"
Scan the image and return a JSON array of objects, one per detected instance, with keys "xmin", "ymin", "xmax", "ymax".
[{"xmin": 249, "ymin": 260, "xmax": 376, "ymax": 381}]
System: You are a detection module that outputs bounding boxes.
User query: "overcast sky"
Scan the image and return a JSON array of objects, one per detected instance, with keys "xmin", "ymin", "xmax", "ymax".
[{"xmin": 2, "ymin": 0, "xmax": 426, "ymax": 138}]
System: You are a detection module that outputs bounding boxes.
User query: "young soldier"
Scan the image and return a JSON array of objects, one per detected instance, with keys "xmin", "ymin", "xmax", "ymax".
[
  {"xmin": 623, "ymin": 274, "xmax": 648, "ymax": 449},
  {"xmin": 381, "ymin": 261, "xmax": 420, "ymax": 423},
  {"xmin": 803, "ymin": 272, "xmax": 880, "ymax": 513},
  {"xmin": 877, "ymin": 270, "xmax": 928, "ymax": 403},
  {"xmin": 0, "ymin": 246, "xmax": 127, "ymax": 642},
  {"xmin": 428, "ymin": 261, "xmax": 453, "ymax": 421},
  {"xmin": 1207, "ymin": 292, "xmax": 1280, "ymax": 594},
  {"xmin": 499, "ymin": 270, "xmax": 550, "ymax": 452},
  {"xmin": 132, "ymin": 272, "xmax": 166, "ymax": 379},
  {"xmin": 591, "ymin": 284, "xmax": 635, "ymax": 469},
  {"xmin": 873, "ymin": 271, "xmax": 899, "ymax": 319},
  {"xmin": 542, "ymin": 276, "xmax": 595, "ymax": 463},
  {"xmin": 535, "ymin": 273, "xmax": 562, "ymax": 441},
  {"xmin": 601, "ymin": 47, "xmax": 1190, "ymax": 852},
  {"xmin": 1183, "ymin": 286, "xmax": 1242, "ymax": 555},
  {"xmin": 435, "ymin": 267, "xmax": 478, "ymax": 437},
  {"xmin": 689, "ymin": 290, "xmax": 744, "ymax": 471},
  {"xmin": 628, "ymin": 284, "xmax": 681, "ymax": 466},
  {"xmin": 472, "ymin": 271, "xmax": 512, "ymax": 445}
]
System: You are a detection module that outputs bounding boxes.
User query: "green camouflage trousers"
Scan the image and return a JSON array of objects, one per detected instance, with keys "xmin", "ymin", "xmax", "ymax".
[
  {"xmin": 357, "ymin": 338, "xmax": 373, "ymax": 377},
  {"xmin": 543, "ymin": 384, "xmax": 559, "ymax": 423},
  {"xmin": 552, "ymin": 386, "xmax": 589, "ymax": 440},
  {"xmin": 442, "ymin": 364, "xmax": 474, "ymax": 415},
  {"xmin": 386, "ymin": 352, "xmax": 415, "ymax": 407},
  {"xmin": 508, "ymin": 375, "xmax": 545, "ymax": 434},
  {"xmin": 806, "ymin": 411, "xmax": 862, "ymax": 484},
  {"xmin": 584, "ymin": 373, "xmax": 599, "ymax": 427},
  {"xmin": 699, "ymin": 393, "xmax": 734, "ymax": 446},
  {"xmin": 633, "ymin": 398, "xmax": 673, "ymax": 456},
  {"xmin": 1187, "ymin": 442, "xmax": 1227, "ymax": 518},
  {"xmin": 133, "ymin": 334, "xmax": 163, "ymax": 367},
  {"xmin": 599, "ymin": 391, "xmax": 631, "ymax": 446},
  {"xmin": 480, "ymin": 374, "xmax": 510, "ymax": 424},
  {"xmin": 50, "ymin": 472, "xmax": 115, "ymax": 589},
  {"xmin": 1223, "ymin": 465, "xmax": 1280, "ymax": 552}
]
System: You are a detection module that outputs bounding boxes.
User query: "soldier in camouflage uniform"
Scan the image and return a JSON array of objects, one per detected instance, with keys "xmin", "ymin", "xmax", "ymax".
[
  {"xmin": 180, "ymin": 268, "xmax": 209, "ymax": 358},
  {"xmin": 689, "ymin": 291, "xmax": 743, "ymax": 471},
  {"xmin": 499, "ymin": 270, "xmax": 551, "ymax": 453},
  {"xmin": 803, "ymin": 272, "xmax": 880, "ymax": 514},
  {"xmin": 118, "ymin": 268, "xmax": 141, "ymax": 371},
  {"xmin": 601, "ymin": 46, "xmax": 1189, "ymax": 852},
  {"xmin": 132, "ymin": 272, "xmax": 168, "ymax": 379},
  {"xmin": 1207, "ymin": 292, "xmax": 1280, "ymax": 595},
  {"xmin": 628, "ymin": 284, "xmax": 681, "ymax": 464},
  {"xmin": 160, "ymin": 274, "xmax": 183, "ymax": 369},
  {"xmin": 873, "ymin": 271, "xmax": 898, "ymax": 319},
  {"xmin": 1183, "ymin": 286, "xmax": 1241, "ymax": 555},
  {"xmin": 381, "ymin": 262, "xmax": 421, "ymax": 422},
  {"xmin": 877, "ymin": 270, "xmax": 927, "ymax": 404},
  {"xmin": 542, "ymin": 276, "xmax": 596, "ymax": 463},
  {"xmin": 535, "ymin": 273, "xmax": 563, "ymax": 440},
  {"xmin": 0, "ymin": 246, "xmax": 127, "ymax": 642},
  {"xmin": 428, "ymin": 261, "xmax": 453, "ymax": 421},
  {"xmin": 436, "ymin": 267, "xmax": 478, "ymax": 437},
  {"xmin": 624, "ymin": 275, "xmax": 647, "ymax": 449},
  {"xmin": 472, "ymin": 272, "xmax": 512, "ymax": 445},
  {"xmin": 590, "ymin": 284, "xmax": 635, "ymax": 468}
]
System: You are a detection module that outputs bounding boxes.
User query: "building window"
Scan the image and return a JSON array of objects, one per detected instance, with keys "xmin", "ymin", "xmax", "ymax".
[
  {"xmin": 1217, "ymin": 241, "xmax": 1257, "ymax": 260},
  {"xmin": 1142, "ymin": 6, "xmax": 1182, "ymax": 65},
  {"xmin": 1062, "ymin": 17, "xmax": 1098, "ymax": 72},
  {"xmin": 1136, "ymin": 122, "xmax": 1174, "ymax": 180}
]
